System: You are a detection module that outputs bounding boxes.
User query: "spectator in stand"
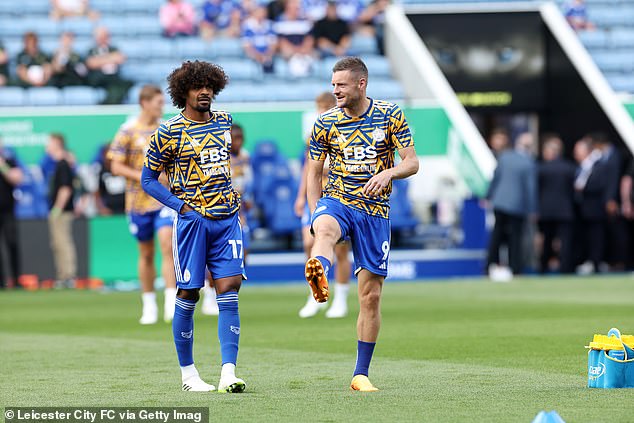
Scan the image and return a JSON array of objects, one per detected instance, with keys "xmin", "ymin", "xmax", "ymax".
[
  {"xmin": 51, "ymin": 32, "xmax": 87, "ymax": 87},
  {"xmin": 46, "ymin": 133, "xmax": 77, "ymax": 287},
  {"xmin": 50, "ymin": 0, "xmax": 99, "ymax": 21},
  {"xmin": 160, "ymin": 0, "xmax": 197, "ymax": 38},
  {"xmin": 303, "ymin": 0, "xmax": 327, "ymax": 21},
  {"xmin": 0, "ymin": 137, "xmax": 24, "ymax": 289},
  {"xmin": 0, "ymin": 41, "xmax": 9, "ymax": 86},
  {"xmin": 96, "ymin": 143, "xmax": 126, "ymax": 215},
  {"xmin": 267, "ymin": 0, "xmax": 285, "ymax": 21},
  {"xmin": 312, "ymin": 0, "xmax": 351, "ymax": 58},
  {"xmin": 242, "ymin": 4, "xmax": 277, "ymax": 73},
  {"xmin": 485, "ymin": 132, "xmax": 537, "ymax": 280},
  {"xmin": 335, "ymin": 0, "xmax": 365, "ymax": 25},
  {"xmin": 537, "ymin": 134, "xmax": 576, "ymax": 274},
  {"xmin": 564, "ymin": 0, "xmax": 594, "ymax": 31},
  {"xmin": 86, "ymin": 26, "xmax": 132, "ymax": 104},
  {"xmin": 200, "ymin": 0, "xmax": 246, "ymax": 39},
  {"xmin": 16, "ymin": 32, "xmax": 53, "ymax": 87},
  {"xmin": 573, "ymin": 137, "xmax": 606, "ymax": 274},
  {"xmin": 358, "ymin": 0, "xmax": 390, "ymax": 55},
  {"xmin": 274, "ymin": 0, "xmax": 315, "ymax": 77}
]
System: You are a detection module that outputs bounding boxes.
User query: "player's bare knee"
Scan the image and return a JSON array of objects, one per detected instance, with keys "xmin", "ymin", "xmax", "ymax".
[
  {"xmin": 360, "ymin": 290, "xmax": 381, "ymax": 311},
  {"xmin": 177, "ymin": 288, "xmax": 200, "ymax": 302},
  {"xmin": 314, "ymin": 225, "xmax": 339, "ymax": 244}
]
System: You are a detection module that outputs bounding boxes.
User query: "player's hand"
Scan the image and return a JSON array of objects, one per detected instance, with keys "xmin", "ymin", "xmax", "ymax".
[
  {"xmin": 294, "ymin": 196, "xmax": 305, "ymax": 217},
  {"xmin": 363, "ymin": 169, "xmax": 393, "ymax": 197}
]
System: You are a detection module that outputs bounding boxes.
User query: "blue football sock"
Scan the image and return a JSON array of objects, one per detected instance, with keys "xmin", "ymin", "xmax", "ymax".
[
  {"xmin": 173, "ymin": 297, "xmax": 196, "ymax": 367},
  {"xmin": 353, "ymin": 340, "xmax": 376, "ymax": 377},
  {"xmin": 217, "ymin": 291, "xmax": 240, "ymax": 365},
  {"xmin": 315, "ymin": 255, "xmax": 332, "ymax": 277}
]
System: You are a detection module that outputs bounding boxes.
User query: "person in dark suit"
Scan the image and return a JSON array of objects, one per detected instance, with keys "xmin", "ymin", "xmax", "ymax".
[
  {"xmin": 590, "ymin": 132, "xmax": 625, "ymax": 270},
  {"xmin": 573, "ymin": 138, "xmax": 608, "ymax": 273},
  {"xmin": 0, "ymin": 138, "xmax": 24, "ymax": 289},
  {"xmin": 537, "ymin": 135, "xmax": 576, "ymax": 273},
  {"xmin": 486, "ymin": 132, "xmax": 537, "ymax": 277}
]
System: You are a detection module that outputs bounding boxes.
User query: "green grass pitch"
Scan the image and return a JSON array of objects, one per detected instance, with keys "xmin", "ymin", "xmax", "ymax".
[{"xmin": 2, "ymin": 276, "xmax": 634, "ymax": 422}]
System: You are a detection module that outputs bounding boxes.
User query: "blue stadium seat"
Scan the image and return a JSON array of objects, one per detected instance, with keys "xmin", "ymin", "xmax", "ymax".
[
  {"xmin": 349, "ymin": 34, "xmax": 378, "ymax": 56},
  {"xmin": 176, "ymin": 38, "xmax": 213, "ymax": 61},
  {"xmin": 26, "ymin": 87, "xmax": 62, "ymax": 106},
  {"xmin": 267, "ymin": 181, "xmax": 302, "ymax": 235},
  {"xmin": 148, "ymin": 38, "xmax": 177, "ymax": 59},
  {"xmin": 100, "ymin": 17, "xmax": 127, "ymax": 37},
  {"xmin": 606, "ymin": 74, "xmax": 634, "ymax": 93},
  {"xmin": 0, "ymin": 87, "xmax": 26, "ymax": 107},
  {"xmin": 62, "ymin": 86, "xmax": 101, "ymax": 105},
  {"xmin": 123, "ymin": 15, "xmax": 161, "ymax": 36},
  {"xmin": 390, "ymin": 179, "xmax": 418, "ymax": 230},
  {"xmin": 0, "ymin": 19, "xmax": 26, "ymax": 38},
  {"xmin": 22, "ymin": 17, "xmax": 61, "ymax": 37},
  {"xmin": 61, "ymin": 18, "xmax": 96, "ymax": 37},
  {"xmin": 367, "ymin": 79, "xmax": 405, "ymax": 100},
  {"xmin": 91, "ymin": 0, "xmax": 123, "ymax": 14},
  {"xmin": 609, "ymin": 29, "xmax": 634, "ymax": 48},
  {"xmin": 578, "ymin": 30, "xmax": 608, "ymax": 49},
  {"xmin": 593, "ymin": 52, "xmax": 634, "ymax": 72},
  {"xmin": 119, "ymin": 40, "xmax": 152, "ymax": 60},
  {"xmin": 23, "ymin": 0, "xmax": 51, "ymax": 16},
  {"xmin": 210, "ymin": 37, "xmax": 244, "ymax": 58},
  {"xmin": 215, "ymin": 83, "xmax": 266, "ymax": 102},
  {"xmin": 218, "ymin": 59, "xmax": 261, "ymax": 81},
  {"xmin": 121, "ymin": 0, "xmax": 161, "ymax": 15},
  {"xmin": 362, "ymin": 55, "xmax": 392, "ymax": 78}
]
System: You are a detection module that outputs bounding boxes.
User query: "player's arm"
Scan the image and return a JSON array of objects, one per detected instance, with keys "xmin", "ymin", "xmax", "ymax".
[
  {"xmin": 306, "ymin": 117, "xmax": 329, "ymax": 213},
  {"xmin": 294, "ymin": 150, "xmax": 309, "ymax": 217},
  {"xmin": 306, "ymin": 158, "xmax": 326, "ymax": 214},
  {"xmin": 363, "ymin": 105, "xmax": 419, "ymax": 196},
  {"xmin": 109, "ymin": 131, "xmax": 142, "ymax": 182},
  {"xmin": 141, "ymin": 126, "xmax": 186, "ymax": 213},
  {"xmin": 363, "ymin": 146, "xmax": 418, "ymax": 196}
]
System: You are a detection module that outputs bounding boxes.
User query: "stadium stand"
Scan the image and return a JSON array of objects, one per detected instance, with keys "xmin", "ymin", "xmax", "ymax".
[{"xmin": 0, "ymin": 0, "xmax": 403, "ymax": 105}]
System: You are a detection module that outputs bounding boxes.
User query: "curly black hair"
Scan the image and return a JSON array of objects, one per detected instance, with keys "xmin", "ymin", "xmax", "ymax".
[{"xmin": 167, "ymin": 60, "xmax": 229, "ymax": 109}]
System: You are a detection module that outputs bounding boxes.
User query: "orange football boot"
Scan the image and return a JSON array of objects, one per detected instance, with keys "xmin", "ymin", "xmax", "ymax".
[
  {"xmin": 305, "ymin": 257, "xmax": 329, "ymax": 303},
  {"xmin": 350, "ymin": 375, "xmax": 379, "ymax": 392}
]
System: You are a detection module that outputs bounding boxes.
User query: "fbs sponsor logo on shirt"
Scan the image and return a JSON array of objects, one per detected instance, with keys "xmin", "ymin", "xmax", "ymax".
[{"xmin": 199, "ymin": 147, "xmax": 230, "ymax": 177}]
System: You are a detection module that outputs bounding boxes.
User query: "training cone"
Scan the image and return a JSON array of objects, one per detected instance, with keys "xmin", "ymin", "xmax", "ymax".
[{"xmin": 532, "ymin": 411, "xmax": 565, "ymax": 423}]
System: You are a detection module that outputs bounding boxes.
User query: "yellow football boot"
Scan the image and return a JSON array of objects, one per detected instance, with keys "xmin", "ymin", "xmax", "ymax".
[{"xmin": 350, "ymin": 375, "xmax": 379, "ymax": 392}]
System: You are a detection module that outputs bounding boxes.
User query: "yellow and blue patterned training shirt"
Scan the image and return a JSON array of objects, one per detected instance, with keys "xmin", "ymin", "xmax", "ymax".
[
  {"xmin": 144, "ymin": 112, "xmax": 240, "ymax": 219},
  {"xmin": 309, "ymin": 99, "xmax": 413, "ymax": 219},
  {"xmin": 108, "ymin": 119, "xmax": 163, "ymax": 214}
]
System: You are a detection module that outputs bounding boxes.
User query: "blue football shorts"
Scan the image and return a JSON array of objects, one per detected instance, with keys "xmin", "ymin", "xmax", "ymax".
[
  {"xmin": 172, "ymin": 210, "xmax": 246, "ymax": 289},
  {"xmin": 128, "ymin": 207, "xmax": 176, "ymax": 242},
  {"xmin": 311, "ymin": 196, "xmax": 391, "ymax": 277}
]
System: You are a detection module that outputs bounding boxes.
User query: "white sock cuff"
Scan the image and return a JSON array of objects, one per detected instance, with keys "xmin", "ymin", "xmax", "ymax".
[
  {"xmin": 142, "ymin": 291, "xmax": 157, "ymax": 306},
  {"xmin": 181, "ymin": 364, "xmax": 199, "ymax": 380},
  {"xmin": 221, "ymin": 363, "xmax": 236, "ymax": 378},
  {"xmin": 334, "ymin": 283, "xmax": 349, "ymax": 294}
]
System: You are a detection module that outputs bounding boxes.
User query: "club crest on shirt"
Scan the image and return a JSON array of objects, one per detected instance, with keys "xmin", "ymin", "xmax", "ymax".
[{"xmin": 372, "ymin": 127, "xmax": 386, "ymax": 142}]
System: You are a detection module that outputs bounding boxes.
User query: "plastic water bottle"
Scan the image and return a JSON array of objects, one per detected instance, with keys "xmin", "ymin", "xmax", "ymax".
[{"xmin": 608, "ymin": 349, "xmax": 626, "ymax": 360}]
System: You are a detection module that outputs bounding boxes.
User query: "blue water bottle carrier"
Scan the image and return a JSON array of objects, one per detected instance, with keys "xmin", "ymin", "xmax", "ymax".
[{"xmin": 587, "ymin": 328, "xmax": 634, "ymax": 388}]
